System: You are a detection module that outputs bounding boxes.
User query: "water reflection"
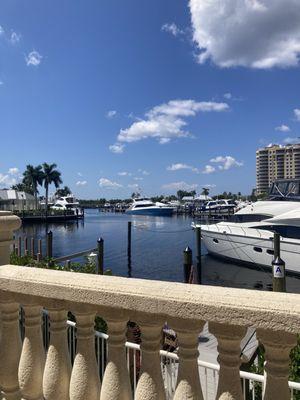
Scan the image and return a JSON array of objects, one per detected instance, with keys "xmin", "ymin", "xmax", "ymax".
[{"xmin": 17, "ymin": 209, "xmax": 300, "ymax": 293}]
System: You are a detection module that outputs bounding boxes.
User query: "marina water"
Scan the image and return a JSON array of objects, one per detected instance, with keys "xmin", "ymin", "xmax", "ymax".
[{"xmin": 17, "ymin": 209, "xmax": 300, "ymax": 293}]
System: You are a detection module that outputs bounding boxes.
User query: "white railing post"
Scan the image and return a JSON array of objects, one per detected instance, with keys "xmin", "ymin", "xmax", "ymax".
[
  {"xmin": 18, "ymin": 305, "xmax": 45, "ymax": 400},
  {"xmin": 209, "ymin": 322, "xmax": 246, "ymax": 400},
  {"xmin": 172, "ymin": 319, "xmax": 205, "ymax": 400},
  {"xmin": 100, "ymin": 311, "xmax": 132, "ymax": 400},
  {"xmin": 0, "ymin": 212, "xmax": 21, "ymax": 265},
  {"xmin": 135, "ymin": 316, "xmax": 166, "ymax": 400},
  {"xmin": 257, "ymin": 329, "xmax": 297, "ymax": 400},
  {"xmin": 43, "ymin": 308, "xmax": 71, "ymax": 400},
  {"xmin": 0, "ymin": 298, "xmax": 22, "ymax": 400},
  {"xmin": 69, "ymin": 312, "xmax": 100, "ymax": 400}
]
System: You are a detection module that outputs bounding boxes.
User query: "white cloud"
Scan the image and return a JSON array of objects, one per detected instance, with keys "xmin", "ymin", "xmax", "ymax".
[
  {"xmin": 134, "ymin": 177, "xmax": 143, "ymax": 181},
  {"xmin": 167, "ymin": 163, "xmax": 199, "ymax": 173},
  {"xmin": 76, "ymin": 180, "xmax": 87, "ymax": 186},
  {"xmin": 118, "ymin": 171, "xmax": 132, "ymax": 176},
  {"xmin": 161, "ymin": 23, "xmax": 184, "ymax": 37},
  {"xmin": 109, "ymin": 143, "xmax": 125, "ymax": 154},
  {"xmin": 116, "ymin": 99, "xmax": 228, "ymax": 145},
  {"xmin": 162, "ymin": 181, "xmax": 198, "ymax": 191},
  {"xmin": 190, "ymin": 0, "xmax": 300, "ymax": 69},
  {"xmin": 275, "ymin": 124, "xmax": 290, "ymax": 132},
  {"xmin": 25, "ymin": 50, "xmax": 42, "ymax": 66},
  {"xmin": 0, "ymin": 173, "xmax": 17, "ymax": 187},
  {"xmin": 223, "ymin": 93, "xmax": 232, "ymax": 100},
  {"xmin": 294, "ymin": 109, "xmax": 300, "ymax": 121},
  {"xmin": 10, "ymin": 31, "xmax": 21, "ymax": 44},
  {"xmin": 106, "ymin": 110, "xmax": 117, "ymax": 118},
  {"xmin": 210, "ymin": 156, "xmax": 243, "ymax": 170},
  {"xmin": 77, "ymin": 172, "xmax": 83, "ymax": 177},
  {"xmin": 202, "ymin": 165, "xmax": 216, "ymax": 174},
  {"xmin": 98, "ymin": 178, "xmax": 122, "ymax": 189},
  {"xmin": 8, "ymin": 167, "xmax": 19, "ymax": 175},
  {"xmin": 0, "ymin": 26, "xmax": 4, "ymax": 36},
  {"xmin": 0, "ymin": 81, "xmax": 3, "ymax": 85},
  {"xmin": 283, "ymin": 137, "xmax": 300, "ymax": 144},
  {"xmin": 138, "ymin": 169, "xmax": 150, "ymax": 176},
  {"xmin": 128, "ymin": 183, "xmax": 139, "ymax": 189}
]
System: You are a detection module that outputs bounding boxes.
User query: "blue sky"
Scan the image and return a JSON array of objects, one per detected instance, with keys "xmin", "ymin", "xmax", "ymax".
[{"xmin": 1, "ymin": 0, "xmax": 300, "ymax": 199}]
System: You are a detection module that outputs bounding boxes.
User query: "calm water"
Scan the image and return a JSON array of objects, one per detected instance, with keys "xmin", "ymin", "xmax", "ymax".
[{"xmin": 17, "ymin": 209, "xmax": 300, "ymax": 293}]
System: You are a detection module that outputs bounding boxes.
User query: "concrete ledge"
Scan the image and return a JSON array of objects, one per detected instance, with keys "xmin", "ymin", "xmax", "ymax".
[{"xmin": 0, "ymin": 265, "xmax": 299, "ymax": 333}]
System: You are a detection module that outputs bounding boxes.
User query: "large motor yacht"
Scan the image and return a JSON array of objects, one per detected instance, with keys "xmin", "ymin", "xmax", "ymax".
[
  {"xmin": 126, "ymin": 198, "xmax": 173, "ymax": 216},
  {"xmin": 193, "ymin": 179, "xmax": 300, "ymax": 274},
  {"xmin": 51, "ymin": 195, "xmax": 80, "ymax": 212}
]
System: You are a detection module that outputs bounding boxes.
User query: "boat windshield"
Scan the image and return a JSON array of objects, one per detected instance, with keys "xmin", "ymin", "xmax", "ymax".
[
  {"xmin": 268, "ymin": 180, "xmax": 300, "ymax": 200},
  {"xmin": 254, "ymin": 225, "xmax": 300, "ymax": 240},
  {"xmin": 228, "ymin": 214, "xmax": 270, "ymax": 223}
]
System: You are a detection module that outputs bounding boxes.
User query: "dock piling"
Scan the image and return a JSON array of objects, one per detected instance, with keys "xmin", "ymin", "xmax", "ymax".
[
  {"xmin": 127, "ymin": 221, "xmax": 132, "ymax": 259},
  {"xmin": 272, "ymin": 232, "xmax": 286, "ymax": 292},
  {"xmin": 24, "ymin": 237, "xmax": 28, "ymax": 256},
  {"xmin": 46, "ymin": 231, "xmax": 53, "ymax": 259},
  {"xmin": 183, "ymin": 246, "xmax": 193, "ymax": 283},
  {"xmin": 97, "ymin": 238, "xmax": 104, "ymax": 275},
  {"xmin": 195, "ymin": 227, "xmax": 202, "ymax": 284}
]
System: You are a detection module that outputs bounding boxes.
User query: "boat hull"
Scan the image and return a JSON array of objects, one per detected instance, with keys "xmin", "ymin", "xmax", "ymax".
[
  {"xmin": 126, "ymin": 208, "xmax": 173, "ymax": 216},
  {"xmin": 200, "ymin": 226, "xmax": 300, "ymax": 275}
]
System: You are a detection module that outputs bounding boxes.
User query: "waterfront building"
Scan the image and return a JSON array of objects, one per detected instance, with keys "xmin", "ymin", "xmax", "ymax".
[
  {"xmin": 256, "ymin": 143, "xmax": 300, "ymax": 194},
  {"xmin": 0, "ymin": 189, "xmax": 35, "ymax": 211}
]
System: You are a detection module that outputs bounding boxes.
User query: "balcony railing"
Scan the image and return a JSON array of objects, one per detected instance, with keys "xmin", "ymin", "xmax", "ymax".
[
  {"xmin": 0, "ymin": 211, "xmax": 300, "ymax": 400},
  {"xmin": 0, "ymin": 264, "xmax": 300, "ymax": 400}
]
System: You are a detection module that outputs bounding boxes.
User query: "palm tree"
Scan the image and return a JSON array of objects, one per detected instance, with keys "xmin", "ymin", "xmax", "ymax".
[
  {"xmin": 42, "ymin": 163, "xmax": 62, "ymax": 214},
  {"xmin": 23, "ymin": 164, "xmax": 44, "ymax": 209},
  {"xmin": 55, "ymin": 186, "xmax": 71, "ymax": 197},
  {"xmin": 201, "ymin": 187, "xmax": 210, "ymax": 198}
]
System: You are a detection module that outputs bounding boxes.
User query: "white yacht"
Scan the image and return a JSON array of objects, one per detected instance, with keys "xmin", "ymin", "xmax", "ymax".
[
  {"xmin": 201, "ymin": 199, "xmax": 236, "ymax": 213},
  {"xmin": 193, "ymin": 179, "xmax": 300, "ymax": 275},
  {"xmin": 126, "ymin": 198, "xmax": 173, "ymax": 216},
  {"xmin": 51, "ymin": 195, "xmax": 80, "ymax": 212}
]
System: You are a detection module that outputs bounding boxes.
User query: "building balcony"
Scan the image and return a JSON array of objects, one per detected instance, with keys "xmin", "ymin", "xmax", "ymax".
[{"xmin": 0, "ymin": 212, "xmax": 300, "ymax": 400}]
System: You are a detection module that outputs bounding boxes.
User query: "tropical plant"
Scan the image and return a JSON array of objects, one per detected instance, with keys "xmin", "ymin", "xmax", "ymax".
[
  {"xmin": 11, "ymin": 182, "xmax": 34, "ymax": 195},
  {"xmin": 55, "ymin": 186, "xmax": 71, "ymax": 197},
  {"xmin": 22, "ymin": 164, "xmax": 44, "ymax": 209},
  {"xmin": 201, "ymin": 187, "xmax": 210, "ymax": 197},
  {"xmin": 42, "ymin": 163, "xmax": 62, "ymax": 214}
]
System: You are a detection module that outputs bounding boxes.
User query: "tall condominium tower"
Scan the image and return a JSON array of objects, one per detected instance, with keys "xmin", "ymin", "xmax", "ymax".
[{"xmin": 256, "ymin": 143, "xmax": 300, "ymax": 194}]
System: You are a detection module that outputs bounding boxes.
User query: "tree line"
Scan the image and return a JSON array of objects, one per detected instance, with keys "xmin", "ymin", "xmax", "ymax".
[{"xmin": 11, "ymin": 163, "xmax": 70, "ymax": 210}]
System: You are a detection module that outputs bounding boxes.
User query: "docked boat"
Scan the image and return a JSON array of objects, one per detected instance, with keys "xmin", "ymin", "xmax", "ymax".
[
  {"xmin": 193, "ymin": 179, "xmax": 300, "ymax": 274},
  {"xmin": 51, "ymin": 195, "xmax": 80, "ymax": 212},
  {"xmin": 126, "ymin": 198, "xmax": 173, "ymax": 216},
  {"xmin": 200, "ymin": 199, "xmax": 236, "ymax": 213}
]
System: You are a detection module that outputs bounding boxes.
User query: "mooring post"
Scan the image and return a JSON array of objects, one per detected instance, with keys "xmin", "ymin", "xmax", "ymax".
[
  {"xmin": 97, "ymin": 237, "xmax": 104, "ymax": 275},
  {"xmin": 272, "ymin": 232, "xmax": 286, "ymax": 292},
  {"xmin": 65, "ymin": 260, "xmax": 71, "ymax": 270},
  {"xmin": 46, "ymin": 231, "xmax": 53, "ymax": 259},
  {"xmin": 18, "ymin": 236, "xmax": 21, "ymax": 256},
  {"xmin": 38, "ymin": 239, "xmax": 42, "ymax": 259},
  {"xmin": 127, "ymin": 221, "xmax": 132, "ymax": 259},
  {"xmin": 31, "ymin": 237, "xmax": 35, "ymax": 258},
  {"xmin": 195, "ymin": 227, "xmax": 202, "ymax": 284},
  {"xmin": 24, "ymin": 236, "xmax": 28, "ymax": 256},
  {"xmin": 183, "ymin": 246, "xmax": 192, "ymax": 283}
]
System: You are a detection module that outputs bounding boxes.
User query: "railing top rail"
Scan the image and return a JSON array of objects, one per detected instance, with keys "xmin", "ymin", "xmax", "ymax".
[
  {"xmin": 0, "ymin": 265, "xmax": 300, "ymax": 333},
  {"xmin": 53, "ymin": 247, "xmax": 97, "ymax": 263}
]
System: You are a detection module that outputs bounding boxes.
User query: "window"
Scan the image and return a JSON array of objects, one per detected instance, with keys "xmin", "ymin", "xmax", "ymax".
[{"xmin": 253, "ymin": 247, "xmax": 262, "ymax": 253}]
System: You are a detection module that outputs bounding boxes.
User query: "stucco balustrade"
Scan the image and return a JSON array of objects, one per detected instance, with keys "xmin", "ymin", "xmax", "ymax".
[{"xmin": 0, "ymin": 212, "xmax": 299, "ymax": 399}]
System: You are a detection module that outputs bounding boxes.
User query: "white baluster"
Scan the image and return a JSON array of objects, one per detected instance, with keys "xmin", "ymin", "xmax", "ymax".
[
  {"xmin": 135, "ymin": 316, "xmax": 165, "ymax": 400},
  {"xmin": 257, "ymin": 329, "xmax": 297, "ymax": 400},
  {"xmin": 100, "ymin": 312, "xmax": 132, "ymax": 400},
  {"xmin": 209, "ymin": 322, "xmax": 246, "ymax": 400},
  {"xmin": 69, "ymin": 312, "xmax": 100, "ymax": 400},
  {"xmin": 18, "ymin": 305, "xmax": 45, "ymax": 400},
  {"xmin": 0, "ymin": 299, "xmax": 22, "ymax": 400},
  {"xmin": 43, "ymin": 308, "xmax": 71, "ymax": 400},
  {"xmin": 172, "ymin": 319, "xmax": 204, "ymax": 400}
]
